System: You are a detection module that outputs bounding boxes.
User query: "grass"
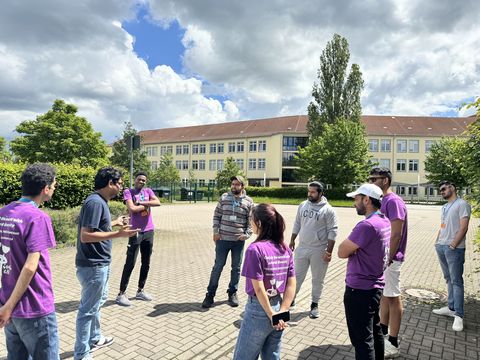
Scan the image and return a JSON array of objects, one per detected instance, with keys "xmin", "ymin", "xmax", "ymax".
[{"xmin": 250, "ymin": 197, "xmax": 353, "ymax": 207}]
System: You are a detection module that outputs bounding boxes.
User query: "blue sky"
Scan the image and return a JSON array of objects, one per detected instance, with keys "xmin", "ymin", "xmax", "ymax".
[{"xmin": 0, "ymin": 0, "xmax": 478, "ymax": 141}]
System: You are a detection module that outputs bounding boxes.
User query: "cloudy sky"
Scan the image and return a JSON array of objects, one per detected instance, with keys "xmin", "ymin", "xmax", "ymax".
[{"xmin": 0, "ymin": 0, "xmax": 478, "ymax": 142}]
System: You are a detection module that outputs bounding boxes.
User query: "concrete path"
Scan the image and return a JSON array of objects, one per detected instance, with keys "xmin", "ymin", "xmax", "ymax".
[{"xmin": 0, "ymin": 203, "xmax": 478, "ymax": 359}]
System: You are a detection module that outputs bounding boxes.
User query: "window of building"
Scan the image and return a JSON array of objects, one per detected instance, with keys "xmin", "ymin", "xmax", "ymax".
[
  {"xmin": 409, "ymin": 140, "xmax": 419, "ymax": 153},
  {"xmin": 160, "ymin": 146, "xmax": 167, "ymax": 155},
  {"xmin": 258, "ymin": 158, "xmax": 266, "ymax": 170},
  {"xmin": 182, "ymin": 160, "xmax": 189, "ymax": 170},
  {"xmin": 282, "ymin": 152, "xmax": 297, "ymax": 166},
  {"xmin": 425, "ymin": 140, "xmax": 435, "ymax": 152},
  {"xmin": 199, "ymin": 160, "xmax": 205, "ymax": 170},
  {"xmin": 150, "ymin": 161, "xmax": 158, "ymax": 170},
  {"xmin": 408, "ymin": 186, "xmax": 418, "ymax": 195},
  {"xmin": 397, "ymin": 140, "xmax": 407, "ymax": 153},
  {"xmin": 192, "ymin": 160, "xmax": 199, "ymax": 170},
  {"xmin": 192, "ymin": 144, "xmax": 199, "ymax": 154},
  {"xmin": 228, "ymin": 142, "xmax": 236, "ymax": 153},
  {"xmin": 183, "ymin": 145, "xmax": 189, "ymax": 154},
  {"xmin": 396, "ymin": 159, "xmax": 406, "ymax": 171},
  {"xmin": 282, "ymin": 169, "xmax": 303, "ymax": 183},
  {"xmin": 199, "ymin": 179, "xmax": 206, "ymax": 187},
  {"xmin": 249, "ymin": 140, "xmax": 257, "ymax": 152},
  {"xmin": 208, "ymin": 179, "xmax": 216, "ymax": 186},
  {"xmin": 146, "ymin": 146, "xmax": 158, "ymax": 157},
  {"xmin": 209, "ymin": 160, "xmax": 216, "ymax": 171},
  {"xmin": 217, "ymin": 159, "xmax": 224, "ymax": 170},
  {"xmin": 408, "ymin": 159, "xmax": 419, "ymax": 172},
  {"xmin": 237, "ymin": 142, "xmax": 244, "ymax": 152},
  {"xmin": 368, "ymin": 139, "xmax": 379, "ymax": 152},
  {"xmin": 175, "ymin": 160, "xmax": 182, "ymax": 170},
  {"xmin": 258, "ymin": 140, "xmax": 267, "ymax": 152},
  {"xmin": 210, "ymin": 143, "xmax": 217, "ymax": 153},
  {"xmin": 248, "ymin": 159, "xmax": 257, "ymax": 170},
  {"xmin": 379, "ymin": 159, "xmax": 391, "ymax": 170},
  {"xmin": 235, "ymin": 159, "xmax": 244, "ymax": 169},
  {"xmin": 396, "ymin": 186, "xmax": 406, "ymax": 195},
  {"xmin": 176, "ymin": 145, "xmax": 182, "ymax": 155},
  {"xmin": 425, "ymin": 187, "xmax": 435, "ymax": 196},
  {"xmin": 200, "ymin": 144, "xmax": 206, "ymax": 154},
  {"xmin": 283, "ymin": 136, "xmax": 308, "ymax": 151},
  {"xmin": 380, "ymin": 139, "xmax": 391, "ymax": 152},
  {"xmin": 217, "ymin": 143, "xmax": 224, "ymax": 153}
]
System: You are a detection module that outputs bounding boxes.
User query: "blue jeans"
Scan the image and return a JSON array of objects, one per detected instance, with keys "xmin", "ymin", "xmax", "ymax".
[
  {"xmin": 206, "ymin": 240, "xmax": 245, "ymax": 296},
  {"xmin": 435, "ymin": 244, "xmax": 465, "ymax": 317},
  {"xmin": 4, "ymin": 312, "xmax": 59, "ymax": 360},
  {"xmin": 233, "ymin": 296, "xmax": 283, "ymax": 360},
  {"xmin": 74, "ymin": 265, "xmax": 110, "ymax": 360}
]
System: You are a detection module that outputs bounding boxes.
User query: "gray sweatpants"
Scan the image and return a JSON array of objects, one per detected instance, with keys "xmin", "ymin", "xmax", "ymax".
[{"xmin": 294, "ymin": 246, "xmax": 329, "ymax": 303}]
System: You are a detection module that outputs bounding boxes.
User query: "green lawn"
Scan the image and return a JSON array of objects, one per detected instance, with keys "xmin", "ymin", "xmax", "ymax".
[{"xmin": 251, "ymin": 196, "xmax": 353, "ymax": 207}]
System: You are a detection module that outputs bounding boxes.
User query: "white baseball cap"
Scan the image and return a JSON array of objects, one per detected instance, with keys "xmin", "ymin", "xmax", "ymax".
[{"xmin": 346, "ymin": 183, "xmax": 383, "ymax": 201}]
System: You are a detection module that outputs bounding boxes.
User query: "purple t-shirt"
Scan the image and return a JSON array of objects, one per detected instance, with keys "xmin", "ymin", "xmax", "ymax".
[
  {"xmin": 242, "ymin": 240, "xmax": 295, "ymax": 297},
  {"xmin": 123, "ymin": 187, "xmax": 155, "ymax": 232},
  {"xmin": 0, "ymin": 202, "xmax": 56, "ymax": 318},
  {"xmin": 381, "ymin": 192, "xmax": 408, "ymax": 262},
  {"xmin": 346, "ymin": 213, "xmax": 391, "ymax": 290}
]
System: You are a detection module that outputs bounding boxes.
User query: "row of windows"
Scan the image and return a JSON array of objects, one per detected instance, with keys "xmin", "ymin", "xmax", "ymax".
[
  {"xmin": 368, "ymin": 139, "xmax": 436, "ymax": 153},
  {"xmin": 169, "ymin": 159, "xmax": 267, "ymax": 171},
  {"xmin": 396, "ymin": 186, "xmax": 442, "ymax": 196},
  {"xmin": 371, "ymin": 159, "xmax": 420, "ymax": 172},
  {"xmin": 165, "ymin": 140, "xmax": 268, "ymax": 156}
]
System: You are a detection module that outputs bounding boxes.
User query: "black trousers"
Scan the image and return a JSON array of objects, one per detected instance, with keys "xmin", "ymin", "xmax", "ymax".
[
  {"xmin": 119, "ymin": 231, "xmax": 154, "ymax": 293},
  {"xmin": 344, "ymin": 286, "xmax": 384, "ymax": 360}
]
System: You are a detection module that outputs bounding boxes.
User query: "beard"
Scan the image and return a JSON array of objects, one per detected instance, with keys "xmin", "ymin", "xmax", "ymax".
[
  {"xmin": 232, "ymin": 188, "xmax": 242, "ymax": 195},
  {"xmin": 355, "ymin": 205, "xmax": 366, "ymax": 216}
]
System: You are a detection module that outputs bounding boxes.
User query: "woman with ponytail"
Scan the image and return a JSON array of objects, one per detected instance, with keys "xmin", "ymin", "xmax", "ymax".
[{"xmin": 233, "ymin": 204, "xmax": 296, "ymax": 360}]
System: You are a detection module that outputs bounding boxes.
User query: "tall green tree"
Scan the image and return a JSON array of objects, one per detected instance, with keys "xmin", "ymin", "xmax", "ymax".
[
  {"xmin": 0, "ymin": 137, "xmax": 12, "ymax": 162},
  {"xmin": 216, "ymin": 157, "xmax": 245, "ymax": 189},
  {"xmin": 110, "ymin": 121, "xmax": 150, "ymax": 174},
  {"xmin": 464, "ymin": 97, "xmax": 480, "ymax": 210},
  {"xmin": 10, "ymin": 99, "xmax": 109, "ymax": 167},
  {"xmin": 307, "ymin": 33, "xmax": 364, "ymax": 137},
  {"xmin": 424, "ymin": 137, "xmax": 469, "ymax": 189},
  {"xmin": 296, "ymin": 118, "xmax": 371, "ymax": 188},
  {"xmin": 150, "ymin": 153, "xmax": 180, "ymax": 185}
]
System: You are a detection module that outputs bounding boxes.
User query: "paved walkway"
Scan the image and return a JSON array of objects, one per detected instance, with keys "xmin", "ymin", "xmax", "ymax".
[{"xmin": 0, "ymin": 203, "xmax": 479, "ymax": 359}]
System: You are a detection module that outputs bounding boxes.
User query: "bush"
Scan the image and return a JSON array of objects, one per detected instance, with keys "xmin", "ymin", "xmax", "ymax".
[
  {"xmin": 245, "ymin": 186, "xmax": 349, "ymax": 200},
  {"xmin": 46, "ymin": 201, "xmax": 127, "ymax": 247}
]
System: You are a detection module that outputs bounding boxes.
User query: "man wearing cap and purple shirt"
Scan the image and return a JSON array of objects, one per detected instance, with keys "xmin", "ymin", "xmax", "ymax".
[
  {"xmin": 369, "ymin": 167, "xmax": 408, "ymax": 358},
  {"xmin": 0, "ymin": 163, "xmax": 59, "ymax": 359},
  {"xmin": 338, "ymin": 183, "xmax": 391, "ymax": 360},
  {"xmin": 202, "ymin": 175, "xmax": 254, "ymax": 308}
]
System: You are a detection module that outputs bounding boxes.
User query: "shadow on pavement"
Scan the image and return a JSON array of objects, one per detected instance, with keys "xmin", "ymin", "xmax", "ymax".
[
  {"xmin": 146, "ymin": 301, "xmax": 223, "ymax": 317},
  {"xmin": 298, "ymin": 344, "xmax": 354, "ymax": 359},
  {"xmin": 55, "ymin": 299, "xmax": 116, "ymax": 314}
]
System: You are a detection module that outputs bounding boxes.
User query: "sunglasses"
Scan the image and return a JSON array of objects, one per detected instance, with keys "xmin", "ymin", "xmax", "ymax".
[
  {"xmin": 368, "ymin": 176, "xmax": 386, "ymax": 182},
  {"xmin": 439, "ymin": 186, "xmax": 449, "ymax": 192}
]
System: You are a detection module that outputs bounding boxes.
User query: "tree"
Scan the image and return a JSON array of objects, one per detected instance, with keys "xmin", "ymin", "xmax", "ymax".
[
  {"xmin": 215, "ymin": 157, "xmax": 245, "ymax": 189},
  {"xmin": 110, "ymin": 121, "xmax": 150, "ymax": 174},
  {"xmin": 296, "ymin": 118, "xmax": 371, "ymax": 188},
  {"xmin": 188, "ymin": 169, "xmax": 196, "ymax": 185},
  {"xmin": 464, "ymin": 97, "xmax": 480, "ymax": 210},
  {"xmin": 424, "ymin": 137, "xmax": 469, "ymax": 189},
  {"xmin": 307, "ymin": 33, "xmax": 364, "ymax": 137},
  {"xmin": 10, "ymin": 99, "xmax": 108, "ymax": 167},
  {"xmin": 150, "ymin": 153, "xmax": 180, "ymax": 185},
  {"xmin": 0, "ymin": 137, "xmax": 12, "ymax": 162}
]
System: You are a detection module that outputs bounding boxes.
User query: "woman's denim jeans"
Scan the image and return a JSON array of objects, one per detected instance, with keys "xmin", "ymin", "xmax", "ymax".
[{"xmin": 233, "ymin": 295, "xmax": 283, "ymax": 360}]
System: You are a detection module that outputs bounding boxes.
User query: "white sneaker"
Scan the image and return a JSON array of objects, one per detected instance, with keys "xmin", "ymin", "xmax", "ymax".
[
  {"xmin": 115, "ymin": 293, "xmax": 131, "ymax": 307},
  {"xmin": 384, "ymin": 339, "xmax": 400, "ymax": 358},
  {"xmin": 432, "ymin": 306, "xmax": 455, "ymax": 317},
  {"xmin": 452, "ymin": 316, "xmax": 463, "ymax": 331}
]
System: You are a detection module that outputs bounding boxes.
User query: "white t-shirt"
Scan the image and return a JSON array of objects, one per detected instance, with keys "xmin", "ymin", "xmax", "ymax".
[{"xmin": 436, "ymin": 197, "xmax": 471, "ymax": 248}]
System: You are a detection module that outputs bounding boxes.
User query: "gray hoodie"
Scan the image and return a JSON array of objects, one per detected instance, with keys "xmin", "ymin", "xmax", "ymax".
[{"xmin": 292, "ymin": 196, "xmax": 338, "ymax": 249}]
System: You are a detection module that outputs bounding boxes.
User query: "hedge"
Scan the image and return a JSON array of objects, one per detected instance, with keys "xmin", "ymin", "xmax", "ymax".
[
  {"xmin": 46, "ymin": 201, "xmax": 127, "ymax": 247},
  {"xmin": 245, "ymin": 186, "xmax": 349, "ymax": 200}
]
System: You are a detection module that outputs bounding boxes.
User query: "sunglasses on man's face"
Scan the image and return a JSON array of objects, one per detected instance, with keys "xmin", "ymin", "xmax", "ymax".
[
  {"xmin": 368, "ymin": 176, "xmax": 386, "ymax": 182},
  {"xmin": 439, "ymin": 186, "xmax": 449, "ymax": 192}
]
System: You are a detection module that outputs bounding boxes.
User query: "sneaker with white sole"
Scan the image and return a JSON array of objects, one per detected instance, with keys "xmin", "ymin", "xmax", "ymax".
[
  {"xmin": 432, "ymin": 306, "xmax": 455, "ymax": 317},
  {"xmin": 136, "ymin": 290, "xmax": 153, "ymax": 301},
  {"xmin": 91, "ymin": 335, "xmax": 114, "ymax": 352},
  {"xmin": 115, "ymin": 293, "xmax": 131, "ymax": 307},
  {"xmin": 452, "ymin": 315, "xmax": 463, "ymax": 331},
  {"xmin": 309, "ymin": 302, "xmax": 319, "ymax": 319},
  {"xmin": 384, "ymin": 339, "xmax": 400, "ymax": 358}
]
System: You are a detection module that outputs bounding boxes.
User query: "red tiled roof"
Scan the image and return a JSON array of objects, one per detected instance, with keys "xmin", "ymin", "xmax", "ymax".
[{"xmin": 139, "ymin": 115, "xmax": 476, "ymax": 144}]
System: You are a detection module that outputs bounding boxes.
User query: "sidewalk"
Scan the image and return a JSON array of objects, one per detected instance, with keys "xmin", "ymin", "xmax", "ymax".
[{"xmin": 0, "ymin": 203, "xmax": 478, "ymax": 359}]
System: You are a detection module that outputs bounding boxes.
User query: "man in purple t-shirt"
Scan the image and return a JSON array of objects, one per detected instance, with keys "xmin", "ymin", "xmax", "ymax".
[
  {"xmin": 0, "ymin": 163, "xmax": 59, "ymax": 359},
  {"xmin": 116, "ymin": 171, "xmax": 160, "ymax": 307},
  {"xmin": 338, "ymin": 183, "xmax": 391, "ymax": 360},
  {"xmin": 369, "ymin": 167, "xmax": 408, "ymax": 358}
]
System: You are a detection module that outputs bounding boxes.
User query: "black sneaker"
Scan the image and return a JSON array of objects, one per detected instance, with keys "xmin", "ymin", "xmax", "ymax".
[
  {"xmin": 202, "ymin": 293, "xmax": 214, "ymax": 308},
  {"xmin": 309, "ymin": 302, "xmax": 319, "ymax": 318},
  {"xmin": 228, "ymin": 292, "xmax": 239, "ymax": 307}
]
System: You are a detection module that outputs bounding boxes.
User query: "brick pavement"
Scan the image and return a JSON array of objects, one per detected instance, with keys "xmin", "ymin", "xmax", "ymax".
[{"xmin": 0, "ymin": 203, "xmax": 478, "ymax": 359}]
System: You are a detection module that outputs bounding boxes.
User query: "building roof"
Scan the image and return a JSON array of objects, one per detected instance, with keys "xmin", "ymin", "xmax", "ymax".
[{"xmin": 139, "ymin": 115, "xmax": 477, "ymax": 144}]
